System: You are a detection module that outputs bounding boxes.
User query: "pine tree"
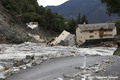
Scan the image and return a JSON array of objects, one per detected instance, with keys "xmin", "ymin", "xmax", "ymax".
[
  {"xmin": 68, "ymin": 19, "xmax": 77, "ymax": 34},
  {"xmin": 81, "ymin": 15, "xmax": 88, "ymax": 24},
  {"xmin": 77, "ymin": 13, "xmax": 81, "ymax": 24}
]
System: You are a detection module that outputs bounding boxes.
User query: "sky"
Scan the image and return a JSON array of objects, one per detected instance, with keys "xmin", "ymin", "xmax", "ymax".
[{"xmin": 37, "ymin": 0, "xmax": 69, "ymax": 7}]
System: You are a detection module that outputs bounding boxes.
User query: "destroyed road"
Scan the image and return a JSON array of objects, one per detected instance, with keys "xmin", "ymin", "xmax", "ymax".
[{"xmin": 5, "ymin": 56, "xmax": 120, "ymax": 80}]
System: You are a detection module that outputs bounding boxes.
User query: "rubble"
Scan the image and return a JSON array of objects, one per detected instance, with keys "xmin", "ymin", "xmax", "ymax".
[
  {"xmin": 64, "ymin": 57, "xmax": 116, "ymax": 80},
  {"xmin": 28, "ymin": 33, "xmax": 46, "ymax": 43},
  {"xmin": 96, "ymin": 41, "xmax": 117, "ymax": 47},
  {"xmin": 0, "ymin": 42, "xmax": 117, "ymax": 79}
]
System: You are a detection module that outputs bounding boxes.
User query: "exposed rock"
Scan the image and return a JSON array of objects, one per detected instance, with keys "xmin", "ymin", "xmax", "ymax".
[
  {"xmin": 0, "ymin": 65, "xmax": 4, "ymax": 72},
  {"xmin": 13, "ymin": 60, "xmax": 23, "ymax": 67},
  {"xmin": 26, "ymin": 63, "xmax": 32, "ymax": 68},
  {"xmin": 26, "ymin": 55, "xmax": 34, "ymax": 60},
  {"xmin": 13, "ymin": 67, "xmax": 20, "ymax": 73},
  {"xmin": 0, "ymin": 21, "xmax": 24, "ymax": 43},
  {"xmin": 0, "ymin": 2, "xmax": 58, "ymax": 44},
  {"xmin": 0, "ymin": 3, "xmax": 28, "ymax": 44},
  {"xmin": 22, "ymin": 59, "xmax": 30, "ymax": 64},
  {"xmin": 0, "ymin": 42, "xmax": 117, "ymax": 79}
]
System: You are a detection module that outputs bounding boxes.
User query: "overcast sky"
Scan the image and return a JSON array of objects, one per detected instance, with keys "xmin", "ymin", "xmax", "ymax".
[{"xmin": 37, "ymin": 0, "xmax": 69, "ymax": 7}]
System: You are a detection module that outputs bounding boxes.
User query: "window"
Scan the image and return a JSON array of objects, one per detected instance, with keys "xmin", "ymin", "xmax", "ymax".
[
  {"xmin": 104, "ymin": 34, "xmax": 107, "ymax": 36},
  {"xmin": 104, "ymin": 34, "xmax": 112, "ymax": 36},
  {"xmin": 89, "ymin": 30, "xmax": 94, "ymax": 33},
  {"xmin": 108, "ymin": 29, "xmax": 113, "ymax": 31},
  {"xmin": 79, "ymin": 40, "xmax": 82, "ymax": 43},
  {"xmin": 89, "ymin": 35, "xmax": 94, "ymax": 38},
  {"xmin": 104, "ymin": 29, "xmax": 113, "ymax": 32},
  {"xmin": 109, "ymin": 34, "xmax": 112, "ymax": 36}
]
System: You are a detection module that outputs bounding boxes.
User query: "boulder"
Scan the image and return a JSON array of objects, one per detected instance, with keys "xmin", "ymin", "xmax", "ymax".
[
  {"xmin": 13, "ymin": 60, "xmax": 23, "ymax": 67},
  {"xmin": 26, "ymin": 55, "xmax": 34, "ymax": 60},
  {"xmin": 22, "ymin": 59, "xmax": 30, "ymax": 64},
  {"xmin": 0, "ymin": 65, "xmax": 4, "ymax": 72}
]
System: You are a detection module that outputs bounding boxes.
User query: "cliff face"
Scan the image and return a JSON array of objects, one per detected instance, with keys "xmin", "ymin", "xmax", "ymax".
[{"xmin": 0, "ymin": 3, "xmax": 29, "ymax": 43}]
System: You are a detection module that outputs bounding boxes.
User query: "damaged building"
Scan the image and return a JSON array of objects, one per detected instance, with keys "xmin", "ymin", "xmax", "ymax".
[
  {"xmin": 51, "ymin": 30, "xmax": 76, "ymax": 46},
  {"xmin": 76, "ymin": 23, "xmax": 117, "ymax": 45},
  {"xmin": 26, "ymin": 22, "xmax": 38, "ymax": 29}
]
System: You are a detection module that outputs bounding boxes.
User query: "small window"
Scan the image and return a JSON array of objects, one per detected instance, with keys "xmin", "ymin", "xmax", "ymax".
[
  {"xmin": 104, "ymin": 34, "xmax": 112, "ymax": 36},
  {"xmin": 104, "ymin": 29, "xmax": 107, "ymax": 31},
  {"xmin": 109, "ymin": 34, "xmax": 112, "ymax": 36},
  {"xmin": 89, "ymin": 35, "xmax": 94, "ymax": 38},
  {"xmin": 89, "ymin": 30, "xmax": 93, "ymax": 33},
  {"xmin": 105, "ymin": 29, "xmax": 113, "ymax": 32},
  {"xmin": 95, "ymin": 33, "xmax": 97, "ymax": 35},
  {"xmin": 104, "ymin": 34, "xmax": 107, "ymax": 36},
  {"xmin": 79, "ymin": 40, "xmax": 82, "ymax": 43},
  {"xmin": 108, "ymin": 29, "xmax": 113, "ymax": 31}
]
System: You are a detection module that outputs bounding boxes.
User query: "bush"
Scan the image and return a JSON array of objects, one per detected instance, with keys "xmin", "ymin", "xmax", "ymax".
[
  {"xmin": 114, "ymin": 20, "xmax": 120, "ymax": 35},
  {"xmin": 114, "ymin": 47, "xmax": 120, "ymax": 56}
]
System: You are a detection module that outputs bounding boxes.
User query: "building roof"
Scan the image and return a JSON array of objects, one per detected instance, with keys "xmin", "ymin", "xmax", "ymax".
[{"xmin": 78, "ymin": 23, "xmax": 115, "ymax": 31}]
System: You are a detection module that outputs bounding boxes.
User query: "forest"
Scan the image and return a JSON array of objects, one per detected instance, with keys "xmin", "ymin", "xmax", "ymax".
[
  {"xmin": 0, "ymin": 0, "xmax": 89, "ymax": 34},
  {"xmin": 1, "ymin": 0, "xmax": 119, "ymax": 34},
  {"xmin": 0, "ymin": 0, "xmax": 74, "ymax": 33}
]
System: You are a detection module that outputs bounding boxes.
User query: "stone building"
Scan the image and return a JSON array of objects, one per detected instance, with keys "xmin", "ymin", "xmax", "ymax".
[{"xmin": 76, "ymin": 23, "xmax": 117, "ymax": 44}]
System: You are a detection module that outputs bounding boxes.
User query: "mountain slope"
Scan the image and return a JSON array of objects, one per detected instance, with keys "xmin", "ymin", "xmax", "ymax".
[
  {"xmin": 46, "ymin": 0, "xmax": 119, "ymax": 23},
  {"xmin": 0, "ymin": 2, "xmax": 57, "ymax": 44},
  {"xmin": 0, "ymin": 3, "xmax": 28, "ymax": 43}
]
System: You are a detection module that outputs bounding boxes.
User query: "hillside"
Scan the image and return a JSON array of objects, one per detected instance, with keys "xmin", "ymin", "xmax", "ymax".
[
  {"xmin": 0, "ymin": 0, "xmax": 79, "ymax": 44},
  {"xmin": 0, "ymin": 2, "xmax": 58, "ymax": 44},
  {"xmin": 0, "ymin": 3, "xmax": 28, "ymax": 43},
  {"xmin": 46, "ymin": 0, "xmax": 120, "ymax": 23}
]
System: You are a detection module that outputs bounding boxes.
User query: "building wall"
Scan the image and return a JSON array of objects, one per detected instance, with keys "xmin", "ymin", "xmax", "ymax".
[
  {"xmin": 69, "ymin": 36, "xmax": 76, "ymax": 46},
  {"xmin": 103, "ymin": 27, "xmax": 117, "ymax": 38},
  {"xmin": 52, "ymin": 30, "xmax": 70, "ymax": 45},
  {"xmin": 76, "ymin": 26, "xmax": 117, "ymax": 44},
  {"xmin": 76, "ymin": 27, "xmax": 86, "ymax": 44}
]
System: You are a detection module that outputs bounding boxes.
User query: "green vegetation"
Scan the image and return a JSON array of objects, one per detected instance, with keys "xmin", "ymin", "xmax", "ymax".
[
  {"xmin": 101, "ymin": 0, "xmax": 120, "ymax": 16},
  {"xmin": 0, "ymin": 0, "xmax": 77, "ymax": 33},
  {"xmin": 114, "ymin": 20, "xmax": 120, "ymax": 35},
  {"xmin": 114, "ymin": 40, "xmax": 120, "ymax": 56},
  {"xmin": 76, "ymin": 13, "xmax": 88, "ymax": 24},
  {"xmin": 117, "ymin": 40, "xmax": 120, "ymax": 43},
  {"xmin": 81, "ymin": 15, "xmax": 88, "ymax": 24},
  {"xmin": 117, "ymin": 40, "xmax": 120, "ymax": 47},
  {"xmin": 114, "ymin": 47, "xmax": 120, "ymax": 56},
  {"xmin": 101, "ymin": 0, "xmax": 120, "ymax": 35},
  {"xmin": 77, "ymin": 13, "xmax": 81, "ymax": 24},
  {"xmin": 67, "ymin": 19, "xmax": 77, "ymax": 34}
]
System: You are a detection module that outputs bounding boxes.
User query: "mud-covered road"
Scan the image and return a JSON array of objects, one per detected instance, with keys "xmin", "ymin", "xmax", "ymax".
[{"xmin": 5, "ymin": 55, "xmax": 120, "ymax": 80}]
